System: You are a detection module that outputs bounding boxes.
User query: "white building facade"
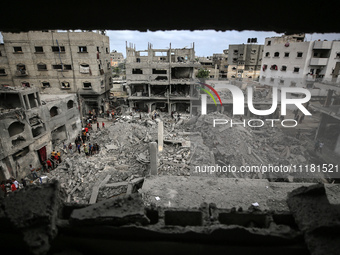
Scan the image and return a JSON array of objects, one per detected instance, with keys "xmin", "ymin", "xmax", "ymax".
[{"xmin": 259, "ymin": 35, "xmax": 340, "ymax": 94}]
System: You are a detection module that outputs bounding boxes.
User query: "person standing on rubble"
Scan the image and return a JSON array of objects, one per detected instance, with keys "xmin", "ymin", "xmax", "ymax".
[
  {"xmin": 77, "ymin": 143, "xmax": 81, "ymax": 154},
  {"xmin": 84, "ymin": 144, "xmax": 89, "ymax": 158},
  {"xmin": 102, "ymin": 122, "xmax": 105, "ymax": 129},
  {"xmin": 68, "ymin": 143, "xmax": 73, "ymax": 153},
  {"xmin": 30, "ymin": 164, "xmax": 38, "ymax": 179},
  {"xmin": 97, "ymin": 122, "xmax": 100, "ymax": 130},
  {"xmin": 46, "ymin": 159, "xmax": 52, "ymax": 172}
]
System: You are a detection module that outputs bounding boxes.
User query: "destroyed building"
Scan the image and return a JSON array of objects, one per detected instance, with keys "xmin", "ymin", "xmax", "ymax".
[
  {"xmin": 125, "ymin": 42, "xmax": 201, "ymax": 114},
  {"xmin": 227, "ymin": 43, "xmax": 264, "ymax": 81},
  {"xmin": 0, "ymin": 30, "xmax": 112, "ymax": 116},
  {"xmin": 0, "ymin": 86, "xmax": 81, "ymax": 181}
]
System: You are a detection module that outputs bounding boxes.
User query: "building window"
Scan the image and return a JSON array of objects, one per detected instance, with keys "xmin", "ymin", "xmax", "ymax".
[
  {"xmin": 279, "ymin": 79, "xmax": 284, "ymax": 85},
  {"xmin": 262, "ymin": 64, "xmax": 267, "ymax": 71},
  {"xmin": 101, "ymin": 79, "xmax": 104, "ymax": 88},
  {"xmin": 297, "ymin": 52, "xmax": 303, "ymax": 58},
  {"xmin": 83, "ymin": 82, "xmax": 92, "ymax": 89},
  {"xmin": 61, "ymin": 81, "xmax": 70, "ymax": 89},
  {"xmin": 53, "ymin": 64, "xmax": 63, "ymax": 70},
  {"xmin": 267, "ymin": 40, "xmax": 271, "ymax": 46},
  {"xmin": 37, "ymin": 63, "xmax": 47, "ymax": 71},
  {"xmin": 251, "ymin": 49, "xmax": 256, "ymax": 54},
  {"xmin": 50, "ymin": 106, "xmax": 59, "ymax": 117},
  {"xmin": 42, "ymin": 81, "xmax": 50, "ymax": 88},
  {"xmin": 67, "ymin": 100, "xmax": 74, "ymax": 109},
  {"xmin": 97, "ymin": 46, "xmax": 100, "ymax": 52},
  {"xmin": 0, "ymin": 51, "xmax": 2, "ymax": 56},
  {"xmin": 284, "ymin": 52, "xmax": 289, "ymax": 57},
  {"xmin": 35, "ymin": 46, "xmax": 44, "ymax": 53},
  {"xmin": 233, "ymin": 50, "xmax": 238, "ymax": 54},
  {"xmin": 290, "ymin": 81, "xmax": 296, "ymax": 87},
  {"xmin": 78, "ymin": 46, "xmax": 87, "ymax": 53},
  {"xmin": 336, "ymin": 52, "xmax": 340, "ymax": 59},
  {"xmin": 274, "ymin": 52, "xmax": 280, "ymax": 57},
  {"xmin": 13, "ymin": 46, "xmax": 23, "ymax": 53},
  {"xmin": 270, "ymin": 65, "xmax": 278, "ymax": 70},
  {"xmin": 106, "ymin": 48, "xmax": 109, "ymax": 53},
  {"xmin": 132, "ymin": 68, "xmax": 143, "ymax": 74},
  {"xmin": 270, "ymin": 77, "xmax": 275, "ymax": 82},
  {"xmin": 293, "ymin": 67, "xmax": 300, "ymax": 73},
  {"xmin": 281, "ymin": 65, "xmax": 287, "ymax": 71},
  {"xmin": 232, "ymin": 67, "xmax": 236, "ymax": 71},
  {"xmin": 64, "ymin": 65, "xmax": 72, "ymax": 70},
  {"xmin": 52, "ymin": 46, "xmax": 65, "ymax": 52},
  {"xmin": 107, "ymin": 62, "xmax": 110, "ymax": 70},
  {"xmin": 0, "ymin": 68, "xmax": 6, "ymax": 76},
  {"xmin": 265, "ymin": 52, "xmax": 270, "ymax": 57},
  {"xmin": 16, "ymin": 64, "xmax": 27, "ymax": 76}
]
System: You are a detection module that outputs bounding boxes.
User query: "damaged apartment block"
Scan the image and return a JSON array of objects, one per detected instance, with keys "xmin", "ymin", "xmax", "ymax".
[
  {"xmin": 125, "ymin": 42, "xmax": 201, "ymax": 114},
  {"xmin": 0, "ymin": 87, "xmax": 81, "ymax": 181}
]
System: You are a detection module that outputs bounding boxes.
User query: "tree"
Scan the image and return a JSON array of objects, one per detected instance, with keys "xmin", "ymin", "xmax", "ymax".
[{"xmin": 196, "ymin": 68, "xmax": 210, "ymax": 78}]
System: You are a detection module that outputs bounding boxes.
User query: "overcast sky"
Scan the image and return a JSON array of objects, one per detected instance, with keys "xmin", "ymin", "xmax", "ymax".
[
  {"xmin": 107, "ymin": 30, "xmax": 340, "ymax": 58},
  {"xmin": 2, "ymin": 30, "xmax": 340, "ymax": 58}
]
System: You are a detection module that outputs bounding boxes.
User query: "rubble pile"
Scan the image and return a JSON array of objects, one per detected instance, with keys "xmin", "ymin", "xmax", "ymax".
[
  {"xmin": 188, "ymin": 112, "xmax": 316, "ymax": 180},
  {"xmin": 46, "ymin": 121, "xmax": 160, "ymax": 204}
]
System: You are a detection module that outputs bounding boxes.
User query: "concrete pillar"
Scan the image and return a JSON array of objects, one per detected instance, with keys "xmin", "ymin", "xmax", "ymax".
[
  {"xmin": 335, "ymin": 134, "xmax": 340, "ymax": 155},
  {"xmin": 201, "ymin": 94, "xmax": 207, "ymax": 115},
  {"xmin": 158, "ymin": 121, "xmax": 163, "ymax": 152},
  {"xmin": 24, "ymin": 94, "xmax": 31, "ymax": 109},
  {"xmin": 149, "ymin": 142, "xmax": 158, "ymax": 176}
]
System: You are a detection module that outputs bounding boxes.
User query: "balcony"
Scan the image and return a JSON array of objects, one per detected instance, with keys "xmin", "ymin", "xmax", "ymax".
[
  {"xmin": 310, "ymin": 58, "xmax": 328, "ymax": 66},
  {"xmin": 313, "ymin": 41, "xmax": 332, "ymax": 49},
  {"xmin": 15, "ymin": 70, "xmax": 28, "ymax": 76}
]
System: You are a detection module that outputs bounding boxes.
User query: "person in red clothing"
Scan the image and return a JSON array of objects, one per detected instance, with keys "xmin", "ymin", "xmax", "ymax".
[
  {"xmin": 102, "ymin": 122, "xmax": 105, "ymax": 128},
  {"xmin": 11, "ymin": 181, "xmax": 17, "ymax": 192},
  {"xmin": 46, "ymin": 159, "xmax": 52, "ymax": 171},
  {"xmin": 85, "ymin": 127, "xmax": 89, "ymax": 133}
]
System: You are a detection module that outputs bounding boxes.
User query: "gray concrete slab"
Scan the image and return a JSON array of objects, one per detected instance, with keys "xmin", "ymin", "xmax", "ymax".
[{"xmin": 141, "ymin": 176, "xmax": 330, "ymax": 211}]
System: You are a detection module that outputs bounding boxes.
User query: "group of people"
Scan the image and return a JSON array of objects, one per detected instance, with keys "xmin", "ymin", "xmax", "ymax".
[
  {"xmin": 83, "ymin": 143, "xmax": 100, "ymax": 157},
  {"xmin": 1, "ymin": 178, "xmax": 27, "ymax": 197}
]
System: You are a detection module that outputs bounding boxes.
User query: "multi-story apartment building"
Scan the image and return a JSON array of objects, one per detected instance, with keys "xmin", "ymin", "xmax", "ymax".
[
  {"xmin": 197, "ymin": 56, "xmax": 217, "ymax": 79},
  {"xmin": 227, "ymin": 44, "xmax": 264, "ymax": 81},
  {"xmin": 125, "ymin": 42, "xmax": 200, "ymax": 114},
  {"xmin": 110, "ymin": 50, "xmax": 124, "ymax": 67},
  {"xmin": 0, "ymin": 30, "xmax": 112, "ymax": 115},
  {"xmin": 259, "ymin": 34, "xmax": 340, "ymax": 91},
  {"xmin": 0, "ymin": 86, "xmax": 81, "ymax": 181},
  {"xmin": 213, "ymin": 51, "xmax": 228, "ymax": 79}
]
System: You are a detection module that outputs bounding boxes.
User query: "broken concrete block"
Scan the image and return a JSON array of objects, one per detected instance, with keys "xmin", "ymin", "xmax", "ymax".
[
  {"xmin": 1, "ymin": 181, "xmax": 63, "ymax": 255},
  {"xmin": 70, "ymin": 194, "xmax": 149, "ymax": 226}
]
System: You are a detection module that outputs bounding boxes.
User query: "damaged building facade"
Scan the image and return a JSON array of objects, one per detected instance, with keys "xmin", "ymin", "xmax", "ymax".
[
  {"xmin": 227, "ymin": 43, "xmax": 264, "ymax": 81},
  {"xmin": 259, "ymin": 34, "xmax": 340, "ymax": 94},
  {"xmin": 0, "ymin": 87, "xmax": 81, "ymax": 181},
  {"xmin": 125, "ymin": 43, "xmax": 200, "ymax": 114},
  {"xmin": 0, "ymin": 30, "xmax": 112, "ymax": 115}
]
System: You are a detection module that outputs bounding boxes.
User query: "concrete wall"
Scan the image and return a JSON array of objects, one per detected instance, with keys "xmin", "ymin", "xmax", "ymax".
[{"xmin": 0, "ymin": 88, "xmax": 81, "ymax": 181}]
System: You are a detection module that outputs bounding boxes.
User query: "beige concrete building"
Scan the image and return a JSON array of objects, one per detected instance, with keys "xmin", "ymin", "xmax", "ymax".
[
  {"xmin": 227, "ymin": 44, "xmax": 264, "ymax": 81},
  {"xmin": 0, "ymin": 30, "xmax": 112, "ymax": 115},
  {"xmin": 0, "ymin": 87, "xmax": 81, "ymax": 181},
  {"xmin": 125, "ymin": 42, "xmax": 200, "ymax": 114}
]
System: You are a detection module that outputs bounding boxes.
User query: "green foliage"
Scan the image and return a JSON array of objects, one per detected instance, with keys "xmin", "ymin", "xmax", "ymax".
[{"xmin": 196, "ymin": 69, "xmax": 209, "ymax": 78}]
